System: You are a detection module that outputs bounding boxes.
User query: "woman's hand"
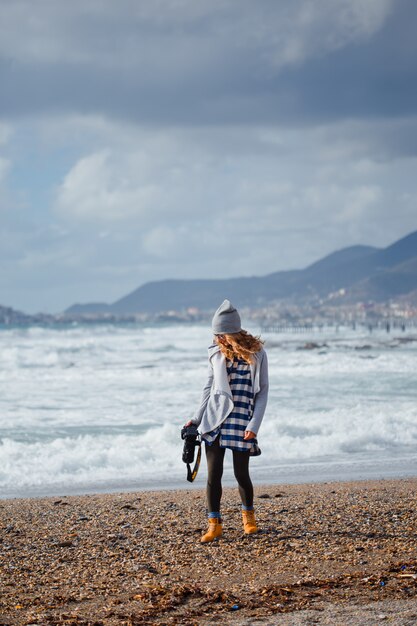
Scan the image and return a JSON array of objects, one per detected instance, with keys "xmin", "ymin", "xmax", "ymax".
[
  {"xmin": 184, "ymin": 420, "xmax": 194, "ymax": 427},
  {"xmin": 243, "ymin": 430, "xmax": 256, "ymax": 441}
]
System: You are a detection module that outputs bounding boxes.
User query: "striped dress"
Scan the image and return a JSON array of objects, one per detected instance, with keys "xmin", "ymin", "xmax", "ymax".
[{"xmin": 203, "ymin": 357, "xmax": 254, "ymax": 452}]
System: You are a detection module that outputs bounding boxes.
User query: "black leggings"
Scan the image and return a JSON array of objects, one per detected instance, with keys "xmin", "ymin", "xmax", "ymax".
[{"xmin": 205, "ymin": 436, "xmax": 253, "ymax": 513}]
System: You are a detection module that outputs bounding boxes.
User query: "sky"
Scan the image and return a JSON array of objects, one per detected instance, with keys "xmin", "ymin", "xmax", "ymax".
[{"xmin": 1, "ymin": 0, "xmax": 417, "ymax": 313}]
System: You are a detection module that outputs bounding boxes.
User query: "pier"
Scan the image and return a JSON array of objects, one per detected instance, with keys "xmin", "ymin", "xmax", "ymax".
[{"xmin": 260, "ymin": 320, "xmax": 417, "ymax": 333}]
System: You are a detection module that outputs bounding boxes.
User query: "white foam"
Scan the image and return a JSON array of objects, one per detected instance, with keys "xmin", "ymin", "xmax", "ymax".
[
  {"xmin": 1, "ymin": 324, "xmax": 416, "ymax": 496},
  {"xmin": 0, "ymin": 424, "xmax": 181, "ymax": 488}
]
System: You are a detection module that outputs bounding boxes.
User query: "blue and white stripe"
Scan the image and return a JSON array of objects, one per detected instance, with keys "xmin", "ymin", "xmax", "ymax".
[{"xmin": 203, "ymin": 357, "xmax": 254, "ymax": 452}]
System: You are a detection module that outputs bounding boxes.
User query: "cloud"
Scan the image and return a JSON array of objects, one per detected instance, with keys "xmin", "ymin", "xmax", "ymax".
[
  {"xmin": 56, "ymin": 150, "xmax": 160, "ymax": 222},
  {"xmin": 47, "ymin": 114, "xmax": 417, "ymax": 274},
  {"xmin": 0, "ymin": 122, "xmax": 12, "ymax": 144},
  {"xmin": 0, "ymin": 0, "xmax": 404, "ymax": 126},
  {"xmin": 0, "ymin": 124, "xmax": 13, "ymax": 218},
  {"xmin": 142, "ymin": 226, "xmax": 180, "ymax": 258},
  {"xmin": 53, "ymin": 128, "xmax": 213, "ymax": 223},
  {"xmin": 0, "ymin": 156, "xmax": 10, "ymax": 183},
  {"xmin": 39, "ymin": 112, "xmax": 417, "ymax": 273},
  {"xmin": 0, "ymin": 0, "xmax": 393, "ymax": 68},
  {"xmin": 250, "ymin": 0, "xmax": 394, "ymax": 67},
  {"xmin": 0, "ymin": 122, "xmax": 12, "ymax": 180},
  {"xmin": 1, "ymin": 1, "xmax": 417, "ymax": 312}
]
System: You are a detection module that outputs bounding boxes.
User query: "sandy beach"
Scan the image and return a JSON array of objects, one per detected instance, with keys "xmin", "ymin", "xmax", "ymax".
[{"xmin": 1, "ymin": 478, "xmax": 417, "ymax": 625}]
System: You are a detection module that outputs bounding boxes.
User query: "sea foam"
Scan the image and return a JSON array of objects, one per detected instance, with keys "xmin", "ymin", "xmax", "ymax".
[{"xmin": 1, "ymin": 323, "xmax": 416, "ymax": 497}]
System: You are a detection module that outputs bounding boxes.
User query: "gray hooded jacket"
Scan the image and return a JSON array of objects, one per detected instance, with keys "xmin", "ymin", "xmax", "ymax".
[{"xmin": 192, "ymin": 344, "xmax": 269, "ymax": 436}]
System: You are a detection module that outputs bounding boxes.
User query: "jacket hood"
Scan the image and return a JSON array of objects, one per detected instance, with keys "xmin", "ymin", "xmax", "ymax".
[{"xmin": 208, "ymin": 343, "xmax": 221, "ymax": 359}]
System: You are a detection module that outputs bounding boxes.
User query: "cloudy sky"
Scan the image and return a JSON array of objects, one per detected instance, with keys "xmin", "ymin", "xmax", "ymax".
[{"xmin": 1, "ymin": 0, "xmax": 417, "ymax": 313}]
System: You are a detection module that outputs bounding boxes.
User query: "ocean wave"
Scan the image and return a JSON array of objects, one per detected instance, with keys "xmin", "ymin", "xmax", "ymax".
[
  {"xmin": 0, "ymin": 424, "xmax": 181, "ymax": 490},
  {"xmin": 1, "ymin": 405, "xmax": 417, "ymax": 494},
  {"xmin": 1, "ymin": 324, "xmax": 416, "ymax": 496}
]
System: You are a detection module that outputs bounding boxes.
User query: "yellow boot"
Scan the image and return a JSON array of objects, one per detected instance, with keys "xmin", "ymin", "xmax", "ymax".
[
  {"xmin": 201, "ymin": 517, "xmax": 223, "ymax": 543},
  {"xmin": 242, "ymin": 509, "xmax": 258, "ymax": 534}
]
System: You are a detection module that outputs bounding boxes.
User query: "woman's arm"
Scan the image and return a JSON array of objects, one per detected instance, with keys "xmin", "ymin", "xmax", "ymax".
[
  {"xmin": 246, "ymin": 351, "xmax": 269, "ymax": 435},
  {"xmin": 188, "ymin": 362, "xmax": 214, "ymax": 427}
]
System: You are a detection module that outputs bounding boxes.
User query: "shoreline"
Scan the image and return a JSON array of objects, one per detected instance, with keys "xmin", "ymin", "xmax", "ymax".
[
  {"xmin": 1, "ymin": 478, "xmax": 417, "ymax": 624},
  {"xmin": 3, "ymin": 451, "xmax": 417, "ymax": 500}
]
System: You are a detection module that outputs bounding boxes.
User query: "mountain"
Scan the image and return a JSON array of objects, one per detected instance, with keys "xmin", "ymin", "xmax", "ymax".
[
  {"xmin": 66, "ymin": 302, "xmax": 112, "ymax": 314},
  {"xmin": 65, "ymin": 230, "xmax": 417, "ymax": 313},
  {"xmin": 263, "ymin": 244, "xmax": 379, "ymax": 299},
  {"xmin": 349, "ymin": 256, "xmax": 417, "ymax": 301}
]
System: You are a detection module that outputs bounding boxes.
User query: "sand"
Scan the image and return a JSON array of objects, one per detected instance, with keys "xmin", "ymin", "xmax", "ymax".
[{"xmin": 1, "ymin": 478, "xmax": 417, "ymax": 625}]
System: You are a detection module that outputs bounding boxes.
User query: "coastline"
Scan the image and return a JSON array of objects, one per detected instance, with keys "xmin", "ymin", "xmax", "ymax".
[
  {"xmin": 3, "ymin": 449, "xmax": 417, "ymax": 500},
  {"xmin": 1, "ymin": 478, "xmax": 417, "ymax": 625}
]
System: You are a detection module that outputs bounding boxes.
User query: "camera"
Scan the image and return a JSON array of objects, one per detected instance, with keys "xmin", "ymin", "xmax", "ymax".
[{"xmin": 181, "ymin": 424, "xmax": 200, "ymax": 464}]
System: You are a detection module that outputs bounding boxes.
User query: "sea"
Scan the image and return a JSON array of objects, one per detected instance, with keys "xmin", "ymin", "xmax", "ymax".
[{"xmin": 1, "ymin": 322, "xmax": 417, "ymax": 499}]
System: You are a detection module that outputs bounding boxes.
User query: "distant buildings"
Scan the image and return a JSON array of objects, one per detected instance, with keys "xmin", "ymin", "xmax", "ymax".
[{"xmin": 1, "ymin": 300, "xmax": 417, "ymax": 330}]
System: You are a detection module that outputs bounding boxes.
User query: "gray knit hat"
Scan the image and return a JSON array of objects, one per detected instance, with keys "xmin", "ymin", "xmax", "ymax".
[{"xmin": 212, "ymin": 299, "xmax": 241, "ymax": 335}]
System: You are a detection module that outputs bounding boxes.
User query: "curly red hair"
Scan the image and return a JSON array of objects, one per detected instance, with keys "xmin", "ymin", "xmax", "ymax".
[{"xmin": 215, "ymin": 330, "xmax": 264, "ymax": 364}]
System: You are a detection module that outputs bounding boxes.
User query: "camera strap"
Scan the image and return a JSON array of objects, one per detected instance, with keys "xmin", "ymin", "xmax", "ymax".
[{"xmin": 186, "ymin": 440, "xmax": 202, "ymax": 483}]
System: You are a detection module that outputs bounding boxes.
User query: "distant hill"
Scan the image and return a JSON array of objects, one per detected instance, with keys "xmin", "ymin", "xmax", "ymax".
[
  {"xmin": 65, "ymin": 302, "xmax": 112, "ymax": 314},
  {"xmin": 349, "ymin": 255, "xmax": 417, "ymax": 301},
  {"xmin": 66, "ymin": 230, "xmax": 417, "ymax": 314},
  {"xmin": 0, "ymin": 304, "xmax": 54, "ymax": 325}
]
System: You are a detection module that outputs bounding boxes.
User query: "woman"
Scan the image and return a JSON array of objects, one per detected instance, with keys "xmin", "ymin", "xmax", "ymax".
[{"xmin": 185, "ymin": 299, "xmax": 268, "ymax": 543}]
